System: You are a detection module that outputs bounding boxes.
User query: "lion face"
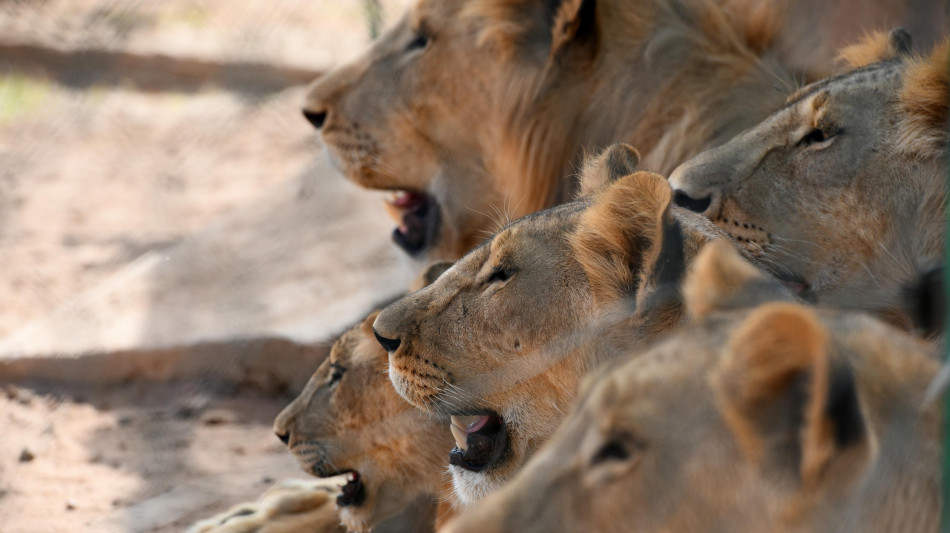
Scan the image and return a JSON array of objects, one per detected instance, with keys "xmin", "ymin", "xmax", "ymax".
[
  {"xmin": 670, "ymin": 35, "xmax": 948, "ymax": 316},
  {"xmin": 373, "ymin": 199, "xmax": 596, "ymax": 504},
  {"xmin": 445, "ymin": 241, "xmax": 940, "ymax": 533},
  {"xmin": 302, "ymin": 0, "xmax": 506, "ymax": 259},
  {"xmin": 373, "ymin": 146, "xmax": 729, "ymax": 504},
  {"xmin": 273, "ymin": 311, "xmax": 452, "ymax": 532}
]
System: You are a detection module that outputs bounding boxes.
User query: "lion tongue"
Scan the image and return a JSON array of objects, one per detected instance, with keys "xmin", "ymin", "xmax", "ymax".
[{"xmin": 450, "ymin": 415, "xmax": 490, "ymax": 451}]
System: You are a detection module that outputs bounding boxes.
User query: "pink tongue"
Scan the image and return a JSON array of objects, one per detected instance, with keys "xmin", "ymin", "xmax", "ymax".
[
  {"xmin": 391, "ymin": 191, "xmax": 426, "ymax": 209},
  {"xmin": 465, "ymin": 415, "xmax": 491, "ymax": 433}
]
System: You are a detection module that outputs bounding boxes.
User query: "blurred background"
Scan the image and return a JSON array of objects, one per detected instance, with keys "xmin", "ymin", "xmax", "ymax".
[{"xmin": 0, "ymin": 1, "xmax": 417, "ymax": 531}]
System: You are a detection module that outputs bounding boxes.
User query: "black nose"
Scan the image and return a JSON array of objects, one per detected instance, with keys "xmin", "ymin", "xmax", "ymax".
[
  {"xmin": 275, "ymin": 430, "xmax": 290, "ymax": 445},
  {"xmin": 373, "ymin": 329, "xmax": 401, "ymax": 353},
  {"xmin": 672, "ymin": 190, "xmax": 712, "ymax": 213},
  {"xmin": 302, "ymin": 109, "xmax": 327, "ymax": 129}
]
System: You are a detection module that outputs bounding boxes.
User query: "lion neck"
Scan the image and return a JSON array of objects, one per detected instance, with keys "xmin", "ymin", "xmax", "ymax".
[{"xmin": 487, "ymin": 0, "xmax": 793, "ymax": 217}]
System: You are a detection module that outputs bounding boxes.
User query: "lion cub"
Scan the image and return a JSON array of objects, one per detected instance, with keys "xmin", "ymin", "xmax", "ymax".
[
  {"xmin": 445, "ymin": 241, "xmax": 940, "ymax": 533},
  {"xmin": 670, "ymin": 30, "xmax": 949, "ymax": 328},
  {"xmin": 373, "ymin": 144, "xmax": 739, "ymax": 504}
]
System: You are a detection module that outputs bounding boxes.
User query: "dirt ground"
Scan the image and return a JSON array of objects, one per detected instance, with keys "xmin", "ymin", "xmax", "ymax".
[
  {"xmin": 0, "ymin": 380, "xmax": 304, "ymax": 532},
  {"xmin": 0, "ymin": 2, "xmax": 418, "ymax": 531}
]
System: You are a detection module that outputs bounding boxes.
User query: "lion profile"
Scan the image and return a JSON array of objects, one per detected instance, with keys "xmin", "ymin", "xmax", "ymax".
[
  {"xmin": 444, "ymin": 240, "xmax": 940, "ymax": 533},
  {"xmin": 670, "ymin": 31, "xmax": 949, "ymax": 328},
  {"xmin": 271, "ymin": 305, "xmax": 456, "ymax": 532},
  {"xmin": 303, "ymin": 0, "xmax": 802, "ymax": 260},
  {"xmin": 372, "ymin": 144, "xmax": 742, "ymax": 504}
]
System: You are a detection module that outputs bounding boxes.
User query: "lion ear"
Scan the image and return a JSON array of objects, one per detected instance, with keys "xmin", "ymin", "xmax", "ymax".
[
  {"xmin": 683, "ymin": 240, "xmax": 791, "ymax": 318},
  {"xmin": 570, "ymin": 171, "xmax": 675, "ymax": 304},
  {"xmin": 549, "ymin": 0, "xmax": 597, "ymax": 57},
  {"xmin": 465, "ymin": 0, "xmax": 597, "ymax": 60},
  {"xmin": 410, "ymin": 261, "xmax": 454, "ymax": 292},
  {"xmin": 838, "ymin": 28, "xmax": 913, "ymax": 68},
  {"xmin": 578, "ymin": 143, "xmax": 641, "ymax": 197},
  {"xmin": 716, "ymin": 304, "xmax": 866, "ymax": 487}
]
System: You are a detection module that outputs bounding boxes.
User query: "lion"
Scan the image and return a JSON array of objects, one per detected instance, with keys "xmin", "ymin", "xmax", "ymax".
[
  {"xmin": 443, "ymin": 240, "xmax": 940, "ymax": 533},
  {"xmin": 669, "ymin": 31, "xmax": 949, "ymax": 329},
  {"xmin": 271, "ymin": 301, "xmax": 456, "ymax": 532},
  {"xmin": 372, "ymin": 144, "xmax": 738, "ymax": 504},
  {"xmin": 304, "ymin": 0, "xmax": 806, "ymax": 260}
]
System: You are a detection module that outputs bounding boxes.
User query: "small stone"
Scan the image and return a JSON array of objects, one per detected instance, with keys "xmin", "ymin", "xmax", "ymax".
[
  {"xmin": 66, "ymin": 499, "xmax": 76, "ymax": 511},
  {"xmin": 261, "ymin": 476, "xmax": 274, "ymax": 485},
  {"xmin": 18, "ymin": 448, "xmax": 35, "ymax": 463},
  {"xmin": 200, "ymin": 409, "xmax": 235, "ymax": 426},
  {"xmin": 117, "ymin": 414, "xmax": 134, "ymax": 427}
]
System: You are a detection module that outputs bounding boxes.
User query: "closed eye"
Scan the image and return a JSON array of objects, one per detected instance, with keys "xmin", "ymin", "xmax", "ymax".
[{"xmin": 487, "ymin": 266, "xmax": 514, "ymax": 284}]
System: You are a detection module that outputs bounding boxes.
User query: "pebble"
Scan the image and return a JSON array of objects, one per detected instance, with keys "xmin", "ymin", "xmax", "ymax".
[{"xmin": 18, "ymin": 448, "xmax": 35, "ymax": 463}]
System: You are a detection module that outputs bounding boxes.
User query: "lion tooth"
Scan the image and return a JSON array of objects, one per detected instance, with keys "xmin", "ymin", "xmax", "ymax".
[{"xmin": 450, "ymin": 416, "xmax": 469, "ymax": 451}]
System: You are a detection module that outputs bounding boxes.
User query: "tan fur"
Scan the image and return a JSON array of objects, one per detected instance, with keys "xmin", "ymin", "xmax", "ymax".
[
  {"xmin": 837, "ymin": 31, "xmax": 906, "ymax": 68},
  {"xmin": 444, "ymin": 241, "xmax": 940, "ymax": 533},
  {"xmin": 304, "ymin": 0, "xmax": 796, "ymax": 261},
  {"xmin": 576, "ymin": 143, "xmax": 640, "ymax": 197},
  {"xmin": 571, "ymin": 171, "xmax": 671, "ymax": 304},
  {"xmin": 897, "ymin": 41, "xmax": 950, "ymax": 157},
  {"xmin": 718, "ymin": 303, "xmax": 832, "ymax": 486},
  {"xmin": 188, "ymin": 479, "xmax": 345, "ymax": 533},
  {"xmin": 682, "ymin": 239, "xmax": 770, "ymax": 317},
  {"xmin": 271, "ymin": 311, "xmax": 455, "ymax": 532},
  {"xmin": 669, "ymin": 41, "xmax": 949, "ymax": 325},
  {"xmin": 373, "ymin": 146, "xmax": 730, "ymax": 504}
]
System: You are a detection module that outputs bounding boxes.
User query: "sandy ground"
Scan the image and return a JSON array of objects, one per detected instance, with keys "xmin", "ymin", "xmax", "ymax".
[
  {"xmin": 0, "ymin": 380, "xmax": 305, "ymax": 533},
  {"xmin": 0, "ymin": 2, "xmax": 420, "ymax": 531}
]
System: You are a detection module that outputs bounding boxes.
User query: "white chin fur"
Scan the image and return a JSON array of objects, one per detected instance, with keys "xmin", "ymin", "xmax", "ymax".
[
  {"xmin": 451, "ymin": 465, "xmax": 503, "ymax": 506},
  {"xmin": 387, "ymin": 365, "xmax": 414, "ymax": 407}
]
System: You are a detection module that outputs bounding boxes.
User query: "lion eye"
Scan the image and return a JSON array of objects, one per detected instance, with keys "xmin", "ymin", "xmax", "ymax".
[
  {"xmin": 797, "ymin": 128, "xmax": 839, "ymax": 148},
  {"xmin": 591, "ymin": 440, "xmax": 630, "ymax": 465},
  {"xmin": 406, "ymin": 33, "xmax": 429, "ymax": 51},
  {"xmin": 329, "ymin": 364, "xmax": 346, "ymax": 384},
  {"xmin": 487, "ymin": 266, "xmax": 514, "ymax": 284}
]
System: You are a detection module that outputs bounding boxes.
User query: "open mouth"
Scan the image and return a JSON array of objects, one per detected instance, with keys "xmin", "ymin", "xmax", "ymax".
[
  {"xmin": 385, "ymin": 191, "xmax": 440, "ymax": 256},
  {"xmin": 448, "ymin": 413, "xmax": 508, "ymax": 472},
  {"xmin": 327, "ymin": 470, "xmax": 365, "ymax": 507}
]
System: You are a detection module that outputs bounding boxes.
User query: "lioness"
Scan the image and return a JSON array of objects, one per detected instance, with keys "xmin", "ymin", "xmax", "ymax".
[
  {"xmin": 305, "ymin": 0, "xmax": 801, "ymax": 260},
  {"xmin": 373, "ymin": 144, "xmax": 735, "ymax": 504},
  {"xmin": 272, "ymin": 305, "xmax": 455, "ymax": 532},
  {"xmin": 445, "ymin": 241, "xmax": 940, "ymax": 533},
  {"xmin": 669, "ymin": 31, "xmax": 949, "ymax": 325}
]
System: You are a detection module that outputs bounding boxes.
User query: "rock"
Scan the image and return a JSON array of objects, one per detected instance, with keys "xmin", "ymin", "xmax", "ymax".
[{"xmin": 18, "ymin": 448, "xmax": 34, "ymax": 463}]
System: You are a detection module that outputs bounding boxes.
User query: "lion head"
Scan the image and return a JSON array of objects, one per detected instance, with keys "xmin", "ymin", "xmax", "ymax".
[
  {"xmin": 273, "ymin": 305, "xmax": 454, "ymax": 532},
  {"xmin": 444, "ymin": 240, "xmax": 940, "ymax": 533},
  {"xmin": 372, "ymin": 144, "xmax": 731, "ymax": 504},
  {"xmin": 303, "ymin": 0, "xmax": 794, "ymax": 260},
  {"xmin": 669, "ymin": 30, "xmax": 949, "ymax": 323}
]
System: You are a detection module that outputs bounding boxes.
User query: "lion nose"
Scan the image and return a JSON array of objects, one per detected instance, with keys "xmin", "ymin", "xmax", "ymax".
[
  {"xmin": 672, "ymin": 190, "xmax": 712, "ymax": 214},
  {"xmin": 373, "ymin": 329, "xmax": 401, "ymax": 353},
  {"xmin": 302, "ymin": 108, "xmax": 327, "ymax": 130},
  {"xmin": 275, "ymin": 429, "xmax": 290, "ymax": 445}
]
